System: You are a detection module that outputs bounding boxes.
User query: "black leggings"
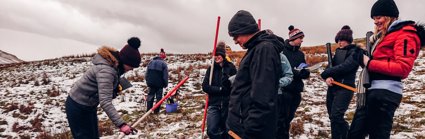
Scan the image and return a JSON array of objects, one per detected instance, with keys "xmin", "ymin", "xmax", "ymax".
[
  {"xmin": 277, "ymin": 91, "xmax": 301, "ymax": 139},
  {"xmin": 348, "ymin": 89, "xmax": 402, "ymax": 139}
]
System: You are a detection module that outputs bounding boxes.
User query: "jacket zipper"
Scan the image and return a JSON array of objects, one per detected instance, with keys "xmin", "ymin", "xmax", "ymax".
[{"xmin": 221, "ymin": 68, "xmax": 224, "ymax": 109}]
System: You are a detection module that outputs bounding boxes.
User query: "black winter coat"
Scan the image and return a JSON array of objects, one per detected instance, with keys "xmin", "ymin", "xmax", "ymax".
[
  {"xmin": 321, "ymin": 44, "xmax": 361, "ymax": 87},
  {"xmin": 226, "ymin": 30, "xmax": 283, "ymax": 139},
  {"xmin": 280, "ymin": 40, "xmax": 310, "ymax": 93},
  {"xmin": 202, "ymin": 60, "xmax": 237, "ymax": 107}
]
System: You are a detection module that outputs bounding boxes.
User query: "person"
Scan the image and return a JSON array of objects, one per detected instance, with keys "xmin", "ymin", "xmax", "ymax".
[
  {"xmin": 348, "ymin": 0, "xmax": 425, "ymax": 138},
  {"xmin": 226, "ymin": 10, "xmax": 283, "ymax": 139},
  {"xmin": 65, "ymin": 37, "xmax": 141, "ymax": 138},
  {"xmin": 320, "ymin": 25, "xmax": 361, "ymax": 139},
  {"xmin": 279, "ymin": 25, "xmax": 310, "ymax": 139},
  {"xmin": 202, "ymin": 43, "xmax": 237, "ymax": 139},
  {"xmin": 224, "ymin": 45, "xmax": 233, "ymax": 62},
  {"xmin": 145, "ymin": 48, "xmax": 168, "ymax": 114},
  {"xmin": 264, "ymin": 29, "xmax": 294, "ymax": 139}
]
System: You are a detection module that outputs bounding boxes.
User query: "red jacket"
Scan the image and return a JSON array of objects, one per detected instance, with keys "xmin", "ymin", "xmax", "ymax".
[{"xmin": 368, "ymin": 21, "xmax": 421, "ymax": 79}]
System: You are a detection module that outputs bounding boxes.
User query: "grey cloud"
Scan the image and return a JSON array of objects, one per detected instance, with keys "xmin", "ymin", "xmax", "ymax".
[{"xmin": 0, "ymin": 0, "xmax": 424, "ymax": 60}]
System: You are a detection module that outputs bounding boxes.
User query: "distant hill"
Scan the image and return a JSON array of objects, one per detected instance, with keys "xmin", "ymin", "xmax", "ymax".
[{"xmin": 0, "ymin": 50, "xmax": 24, "ymax": 64}]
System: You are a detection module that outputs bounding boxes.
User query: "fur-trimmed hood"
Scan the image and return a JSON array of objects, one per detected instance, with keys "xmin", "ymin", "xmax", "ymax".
[
  {"xmin": 387, "ymin": 20, "xmax": 425, "ymax": 47},
  {"xmin": 93, "ymin": 46, "xmax": 120, "ymax": 69}
]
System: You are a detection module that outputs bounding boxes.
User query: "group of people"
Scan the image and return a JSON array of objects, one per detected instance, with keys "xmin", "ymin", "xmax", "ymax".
[
  {"xmin": 204, "ymin": 0, "xmax": 424, "ymax": 139},
  {"xmin": 63, "ymin": 0, "xmax": 424, "ymax": 138}
]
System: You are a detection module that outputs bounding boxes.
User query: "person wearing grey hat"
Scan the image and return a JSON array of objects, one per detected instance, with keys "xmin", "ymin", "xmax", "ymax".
[{"xmin": 226, "ymin": 10, "xmax": 283, "ymax": 139}]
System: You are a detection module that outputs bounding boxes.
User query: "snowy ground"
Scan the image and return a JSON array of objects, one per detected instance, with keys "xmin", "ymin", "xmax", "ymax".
[{"xmin": 0, "ymin": 51, "xmax": 424, "ymax": 139}]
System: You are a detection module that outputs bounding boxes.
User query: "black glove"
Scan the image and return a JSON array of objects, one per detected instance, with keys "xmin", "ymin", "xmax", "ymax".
[
  {"xmin": 357, "ymin": 49, "xmax": 368, "ymax": 68},
  {"xmin": 299, "ymin": 68, "xmax": 310, "ymax": 79}
]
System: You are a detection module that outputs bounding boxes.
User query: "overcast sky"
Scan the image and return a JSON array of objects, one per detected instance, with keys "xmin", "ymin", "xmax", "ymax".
[{"xmin": 0, "ymin": 0, "xmax": 424, "ymax": 61}]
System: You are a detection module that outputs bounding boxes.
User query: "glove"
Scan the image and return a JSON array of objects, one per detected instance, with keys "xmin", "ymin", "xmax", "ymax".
[
  {"xmin": 299, "ymin": 68, "xmax": 310, "ymax": 79},
  {"xmin": 120, "ymin": 124, "xmax": 138, "ymax": 135},
  {"xmin": 357, "ymin": 49, "xmax": 368, "ymax": 68}
]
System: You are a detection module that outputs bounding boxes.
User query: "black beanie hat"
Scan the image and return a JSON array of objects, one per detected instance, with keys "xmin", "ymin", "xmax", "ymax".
[
  {"xmin": 228, "ymin": 10, "xmax": 259, "ymax": 37},
  {"xmin": 215, "ymin": 41, "xmax": 226, "ymax": 58},
  {"xmin": 371, "ymin": 0, "xmax": 399, "ymax": 18},
  {"xmin": 119, "ymin": 37, "xmax": 141, "ymax": 68},
  {"xmin": 335, "ymin": 25, "xmax": 353, "ymax": 43}
]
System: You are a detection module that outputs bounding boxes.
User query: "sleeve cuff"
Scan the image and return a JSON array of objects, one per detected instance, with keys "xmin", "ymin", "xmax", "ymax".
[{"xmin": 366, "ymin": 59, "xmax": 372, "ymax": 69}]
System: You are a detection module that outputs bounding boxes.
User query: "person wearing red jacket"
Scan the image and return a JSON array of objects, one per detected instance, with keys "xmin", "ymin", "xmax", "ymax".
[{"xmin": 348, "ymin": 0, "xmax": 425, "ymax": 138}]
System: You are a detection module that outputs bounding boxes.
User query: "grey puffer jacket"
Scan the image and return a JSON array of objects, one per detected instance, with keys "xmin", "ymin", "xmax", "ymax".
[{"xmin": 69, "ymin": 46, "xmax": 125, "ymax": 127}]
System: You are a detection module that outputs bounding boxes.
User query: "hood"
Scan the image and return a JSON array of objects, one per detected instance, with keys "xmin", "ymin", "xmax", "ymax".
[
  {"xmin": 388, "ymin": 20, "xmax": 425, "ymax": 47},
  {"xmin": 93, "ymin": 46, "xmax": 120, "ymax": 69},
  {"xmin": 388, "ymin": 20, "xmax": 415, "ymax": 33},
  {"xmin": 244, "ymin": 30, "xmax": 284, "ymax": 53}
]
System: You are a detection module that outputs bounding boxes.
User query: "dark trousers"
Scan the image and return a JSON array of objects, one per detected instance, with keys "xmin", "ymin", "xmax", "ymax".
[
  {"xmin": 348, "ymin": 89, "xmax": 402, "ymax": 139},
  {"xmin": 326, "ymin": 87, "xmax": 354, "ymax": 139},
  {"xmin": 207, "ymin": 105, "xmax": 228, "ymax": 139},
  {"xmin": 277, "ymin": 91, "xmax": 301, "ymax": 139},
  {"xmin": 147, "ymin": 87, "xmax": 163, "ymax": 113},
  {"xmin": 65, "ymin": 96, "xmax": 99, "ymax": 139}
]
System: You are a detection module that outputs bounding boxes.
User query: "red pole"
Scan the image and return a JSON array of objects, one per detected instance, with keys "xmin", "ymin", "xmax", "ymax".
[
  {"xmin": 212, "ymin": 16, "xmax": 221, "ymax": 57},
  {"xmin": 151, "ymin": 76, "xmax": 189, "ymax": 110},
  {"xmin": 117, "ymin": 76, "xmax": 189, "ymax": 139},
  {"xmin": 201, "ymin": 95, "xmax": 209, "ymax": 137},
  {"xmin": 202, "ymin": 16, "xmax": 221, "ymax": 138},
  {"xmin": 258, "ymin": 19, "xmax": 261, "ymax": 30}
]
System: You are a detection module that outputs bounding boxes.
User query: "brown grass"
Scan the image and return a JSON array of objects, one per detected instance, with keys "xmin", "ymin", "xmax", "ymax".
[
  {"xmin": 290, "ymin": 119, "xmax": 305, "ymax": 137},
  {"xmin": 47, "ymin": 86, "xmax": 60, "ymax": 97},
  {"xmin": 19, "ymin": 103, "xmax": 34, "ymax": 115},
  {"xmin": 98, "ymin": 120, "xmax": 114, "ymax": 136},
  {"xmin": 31, "ymin": 114, "xmax": 43, "ymax": 132},
  {"xmin": 12, "ymin": 122, "xmax": 32, "ymax": 132},
  {"xmin": 4, "ymin": 103, "xmax": 19, "ymax": 113}
]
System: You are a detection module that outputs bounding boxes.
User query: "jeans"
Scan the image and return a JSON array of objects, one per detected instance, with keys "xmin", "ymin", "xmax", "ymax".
[
  {"xmin": 326, "ymin": 87, "xmax": 353, "ymax": 139},
  {"xmin": 65, "ymin": 96, "xmax": 99, "ymax": 139},
  {"xmin": 207, "ymin": 105, "xmax": 228, "ymax": 139},
  {"xmin": 147, "ymin": 87, "xmax": 163, "ymax": 113},
  {"xmin": 348, "ymin": 89, "xmax": 402, "ymax": 139},
  {"xmin": 277, "ymin": 91, "xmax": 301, "ymax": 139}
]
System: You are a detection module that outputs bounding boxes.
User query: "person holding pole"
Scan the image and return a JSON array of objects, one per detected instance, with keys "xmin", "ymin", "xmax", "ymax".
[
  {"xmin": 320, "ymin": 25, "xmax": 362, "ymax": 139},
  {"xmin": 202, "ymin": 42, "xmax": 237, "ymax": 139},
  {"xmin": 201, "ymin": 16, "xmax": 221, "ymax": 138},
  {"xmin": 226, "ymin": 10, "xmax": 283, "ymax": 139},
  {"xmin": 348, "ymin": 0, "xmax": 425, "ymax": 138},
  {"xmin": 145, "ymin": 48, "xmax": 169, "ymax": 114},
  {"xmin": 65, "ymin": 37, "xmax": 141, "ymax": 138}
]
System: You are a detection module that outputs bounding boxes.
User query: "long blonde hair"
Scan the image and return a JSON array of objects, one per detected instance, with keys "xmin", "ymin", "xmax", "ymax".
[{"xmin": 374, "ymin": 16, "xmax": 398, "ymax": 41}]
